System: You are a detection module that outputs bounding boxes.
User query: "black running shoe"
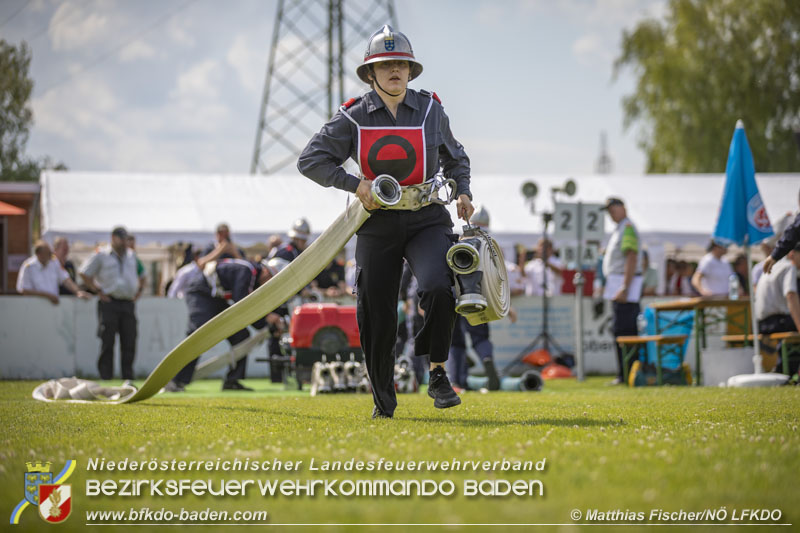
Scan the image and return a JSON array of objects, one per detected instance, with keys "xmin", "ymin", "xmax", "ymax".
[
  {"xmin": 372, "ymin": 406, "xmax": 393, "ymax": 419},
  {"xmin": 222, "ymin": 381, "xmax": 254, "ymax": 391},
  {"xmin": 428, "ymin": 367, "xmax": 462, "ymax": 408}
]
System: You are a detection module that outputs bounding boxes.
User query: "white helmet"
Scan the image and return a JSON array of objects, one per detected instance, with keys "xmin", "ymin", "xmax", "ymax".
[
  {"xmin": 288, "ymin": 218, "xmax": 310, "ymax": 240},
  {"xmin": 356, "ymin": 25, "xmax": 423, "ymax": 84},
  {"xmin": 261, "ymin": 257, "xmax": 290, "ymax": 276},
  {"xmin": 472, "ymin": 205, "xmax": 490, "ymax": 228}
]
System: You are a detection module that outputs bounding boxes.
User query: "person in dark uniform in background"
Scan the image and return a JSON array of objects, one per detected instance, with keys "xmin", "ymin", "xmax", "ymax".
[
  {"xmin": 270, "ymin": 218, "xmax": 310, "ymax": 262},
  {"xmin": 165, "ymin": 258, "xmax": 283, "ymax": 392},
  {"xmin": 447, "ymin": 206, "xmax": 501, "ymax": 391},
  {"xmin": 297, "ymin": 25, "xmax": 475, "ymax": 418},
  {"xmin": 198, "ymin": 223, "xmax": 247, "ymax": 269}
]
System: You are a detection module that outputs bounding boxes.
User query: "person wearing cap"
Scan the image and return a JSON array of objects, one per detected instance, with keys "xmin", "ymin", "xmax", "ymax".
[
  {"xmin": 600, "ymin": 198, "xmax": 643, "ymax": 385},
  {"xmin": 165, "ymin": 258, "xmax": 283, "ymax": 392},
  {"xmin": 79, "ymin": 226, "xmax": 142, "ymax": 380},
  {"xmin": 297, "ymin": 25, "xmax": 474, "ymax": 418},
  {"xmin": 17, "ymin": 240, "xmax": 90, "ymax": 304},
  {"xmin": 691, "ymin": 240, "xmax": 734, "ymax": 297}
]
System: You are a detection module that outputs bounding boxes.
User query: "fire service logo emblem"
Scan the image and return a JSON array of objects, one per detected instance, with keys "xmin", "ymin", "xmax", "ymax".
[{"xmin": 10, "ymin": 459, "xmax": 75, "ymax": 525}]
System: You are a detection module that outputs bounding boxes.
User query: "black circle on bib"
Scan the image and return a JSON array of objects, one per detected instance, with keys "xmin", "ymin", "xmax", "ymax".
[{"xmin": 367, "ymin": 135, "xmax": 417, "ymax": 182}]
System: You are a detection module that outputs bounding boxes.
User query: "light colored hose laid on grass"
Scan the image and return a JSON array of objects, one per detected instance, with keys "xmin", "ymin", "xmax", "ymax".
[
  {"xmin": 31, "ymin": 199, "xmax": 371, "ymax": 404},
  {"xmin": 119, "ymin": 199, "xmax": 371, "ymax": 403},
  {"xmin": 192, "ymin": 327, "xmax": 272, "ymax": 380}
]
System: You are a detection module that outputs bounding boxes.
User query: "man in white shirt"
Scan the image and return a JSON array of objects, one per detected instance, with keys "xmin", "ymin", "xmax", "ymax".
[
  {"xmin": 755, "ymin": 243, "xmax": 800, "ymax": 374},
  {"xmin": 755, "ymin": 244, "xmax": 800, "ymax": 334},
  {"xmin": 692, "ymin": 240, "xmax": 734, "ymax": 297},
  {"xmin": 17, "ymin": 240, "xmax": 88, "ymax": 304},
  {"xmin": 524, "ymin": 238, "xmax": 564, "ymax": 297},
  {"xmin": 80, "ymin": 226, "xmax": 141, "ymax": 380}
]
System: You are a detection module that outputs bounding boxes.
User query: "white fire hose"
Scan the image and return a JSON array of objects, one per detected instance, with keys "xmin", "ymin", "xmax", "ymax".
[{"xmin": 32, "ymin": 175, "xmax": 461, "ymax": 403}]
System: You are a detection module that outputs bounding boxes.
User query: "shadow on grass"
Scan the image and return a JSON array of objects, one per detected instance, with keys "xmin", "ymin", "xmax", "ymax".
[{"xmin": 152, "ymin": 403, "xmax": 625, "ymax": 428}]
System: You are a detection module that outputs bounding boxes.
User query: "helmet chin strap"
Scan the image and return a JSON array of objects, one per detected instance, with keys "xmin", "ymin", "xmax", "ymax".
[{"xmin": 373, "ymin": 77, "xmax": 405, "ymax": 98}]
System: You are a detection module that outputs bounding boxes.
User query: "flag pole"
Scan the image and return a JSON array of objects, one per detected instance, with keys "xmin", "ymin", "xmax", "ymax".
[{"xmin": 745, "ymin": 235, "xmax": 762, "ymax": 374}]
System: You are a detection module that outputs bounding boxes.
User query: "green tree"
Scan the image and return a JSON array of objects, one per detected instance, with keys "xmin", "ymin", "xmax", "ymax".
[
  {"xmin": 0, "ymin": 39, "xmax": 65, "ymax": 181},
  {"xmin": 614, "ymin": 0, "xmax": 800, "ymax": 173}
]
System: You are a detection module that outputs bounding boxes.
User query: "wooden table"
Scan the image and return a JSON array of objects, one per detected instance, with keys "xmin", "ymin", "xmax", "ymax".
[{"xmin": 649, "ymin": 297, "xmax": 751, "ymax": 385}]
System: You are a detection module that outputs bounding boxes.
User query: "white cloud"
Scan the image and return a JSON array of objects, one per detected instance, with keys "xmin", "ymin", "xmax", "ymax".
[
  {"xmin": 520, "ymin": 0, "xmax": 666, "ymax": 29},
  {"xmin": 49, "ymin": 2, "xmax": 109, "ymax": 51},
  {"xmin": 226, "ymin": 34, "xmax": 265, "ymax": 94},
  {"xmin": 572, "ymin": 32, "xmax": 614, "ymax": 65},
  {"xmin": 118, "ymin": 40, "xmax": 156, "ymax": 62},
  {"xmin": 167, "ymin": 18, "xmax": 195, "ymax": 47},
  {"xmin": 172, "ymin": 60, "xmax": 221, "ymax": 101}
]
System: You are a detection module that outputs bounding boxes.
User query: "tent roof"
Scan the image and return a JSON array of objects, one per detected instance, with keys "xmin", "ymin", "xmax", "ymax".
[{"xmin": 40, "ymin": 171, "xmax": 800, "ymax": 248}]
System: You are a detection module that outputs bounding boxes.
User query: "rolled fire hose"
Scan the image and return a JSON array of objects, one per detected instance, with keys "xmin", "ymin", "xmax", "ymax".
[
  {"xmin": 33, "ymin": 175, "xmax": 455, "ymax": 404},
  {"xmin": 466, "ymin": 369, "xmax": 543, "ymax": 392},
  {"xmin": 448, "ymin": 227, "xmax": 510, "ymax": 326}
]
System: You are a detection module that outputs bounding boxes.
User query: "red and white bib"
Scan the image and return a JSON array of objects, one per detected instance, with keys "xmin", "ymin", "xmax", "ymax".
[{"xmin": 341, "ymin": 96, "xmax": 434, "ymax": 186}]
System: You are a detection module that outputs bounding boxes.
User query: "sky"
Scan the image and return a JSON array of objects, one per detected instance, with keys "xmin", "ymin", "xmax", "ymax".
[{"xmin": 1, "ymin": 0, "xmax": 668, "ymax": 177}]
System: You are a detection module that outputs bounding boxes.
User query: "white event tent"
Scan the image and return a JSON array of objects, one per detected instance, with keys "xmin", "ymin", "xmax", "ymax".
[{"xmin": 41, "ymin": 171, "xmax": 799, "ymax": 259}]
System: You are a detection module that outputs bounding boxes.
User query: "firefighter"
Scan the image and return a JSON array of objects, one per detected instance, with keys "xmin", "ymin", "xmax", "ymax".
[
  {"xmin": 270, "ymin": 218, "xmax": 311, "ymax": 262},
  {"xmin": 297, "ymin": 25, "xmax": 474, "ymax": 418},
  {"xmin": 165, "ymin": 259, "xmax": 282, "ymax": 392}
]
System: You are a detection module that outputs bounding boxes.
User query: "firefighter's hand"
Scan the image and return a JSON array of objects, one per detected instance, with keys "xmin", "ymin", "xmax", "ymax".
[
  {"xmin": 457, "ymin": 194, "xmax": 474, "ymax": 222},
  {"xmin": 356, "ymin": 180, "xmax": 381, "ymax": 211}
]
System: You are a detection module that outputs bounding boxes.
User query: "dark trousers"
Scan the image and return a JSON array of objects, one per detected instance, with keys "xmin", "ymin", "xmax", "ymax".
[
  {"xmin": 448, "ymin": 317, "xmax": 493, "ymax": 387},
  {"xmin": 355, "ymin": 205, "xmax": 457, "ymax": 416},
  {"xmin": 759, "ymin": 314, "xmax": 799, "ymax": 375},
  {"xmin": 612, "ymin": 301, "xmax": 640, "ymax": 380},
  {"xmin": 174, "ymin": 291, "xmax": 249, "ymax": 385},
  {"xmin": 97, "ymin": 299, "xmax": 137, "ymax": 380}
]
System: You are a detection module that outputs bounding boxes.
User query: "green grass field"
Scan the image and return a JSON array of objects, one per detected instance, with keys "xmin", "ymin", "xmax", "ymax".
[{"xmin": 2, "ymin": 377, "xmax": 799, "ymax": 532}]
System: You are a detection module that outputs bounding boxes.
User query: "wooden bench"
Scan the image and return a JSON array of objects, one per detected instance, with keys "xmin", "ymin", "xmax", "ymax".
[
  {"xmin": 616, "ymin": 335, "xmax": 689, "ymax": 386},
  {"xmin": 721, "ymin": 332, "xmax": 800, "ymax": 375}
]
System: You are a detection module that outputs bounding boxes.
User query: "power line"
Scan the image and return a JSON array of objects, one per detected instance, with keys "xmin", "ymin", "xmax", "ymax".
[
  {"xmin": 23, "ymin": 0, "xmax": 92, "ymax": 43},
  {"xmin": 38, "ymin": 0, "xmax": 199, "ymax": 94},
  {"xmin": 0, "ymin": 0, "xmax": 31, "ymax": 31}
]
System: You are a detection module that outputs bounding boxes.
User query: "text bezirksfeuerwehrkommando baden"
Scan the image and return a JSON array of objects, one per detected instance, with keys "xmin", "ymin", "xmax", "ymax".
[{"xmin": 87, "ymin": 457, "xmax": 537, "ymax": 473}]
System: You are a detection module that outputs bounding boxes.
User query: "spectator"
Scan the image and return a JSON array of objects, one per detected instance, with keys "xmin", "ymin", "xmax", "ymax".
[
  {"xmin": 53, "ymin": 237, "xmax": 77, "ymax": 295},
  {"xmin": 691, "ymin": 240, "xmax": 734, "ymax": 297},
  {"xmin": 125, "ymin": 234, "xmax": 146, "ymax": 299},
  {"xmin": 754, "ymin": 243, "xmax": 800, "ymax": 373},
  {"xmin": 524, "ymin": 238, "xmax": 564, "ymax": 297},
  {"xmin": 80, "ymin": 226, "xmax": 141, "ymax": 380},
  {"xmin": 600, "ymin": 197, "xmax": 642, "ymax": 385},
  {"xmin": 641, "ymin": 250, "xmax": 658, "ymax": 296},
  {"xmin": 664, "ymin": 258, "xmax": 677, "ymax": 295},
  {"xmin": 17, "ymin": 240, "xmax": 88, "ymax": 304},
  {"xmin": 166, "ymin": 259, "xmax": 282, "ymax": 392},
  {"xmin": 668, "ymin": 260, "xmax": 693, "ymax": 296},
  {"xmin": 732, "ymin": 253, "xmax": 749, "ymax": 296}
]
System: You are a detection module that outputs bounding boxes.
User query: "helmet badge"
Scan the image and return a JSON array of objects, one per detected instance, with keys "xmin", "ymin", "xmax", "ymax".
[{"xmin": 384, "ymin": 34, "xmax": 395, "ymax": 51}]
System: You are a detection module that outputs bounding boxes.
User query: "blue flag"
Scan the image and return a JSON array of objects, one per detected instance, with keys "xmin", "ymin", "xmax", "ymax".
[{"xmin": 712, "ymin": 120, "xmax": 774, "ymax": 246}]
